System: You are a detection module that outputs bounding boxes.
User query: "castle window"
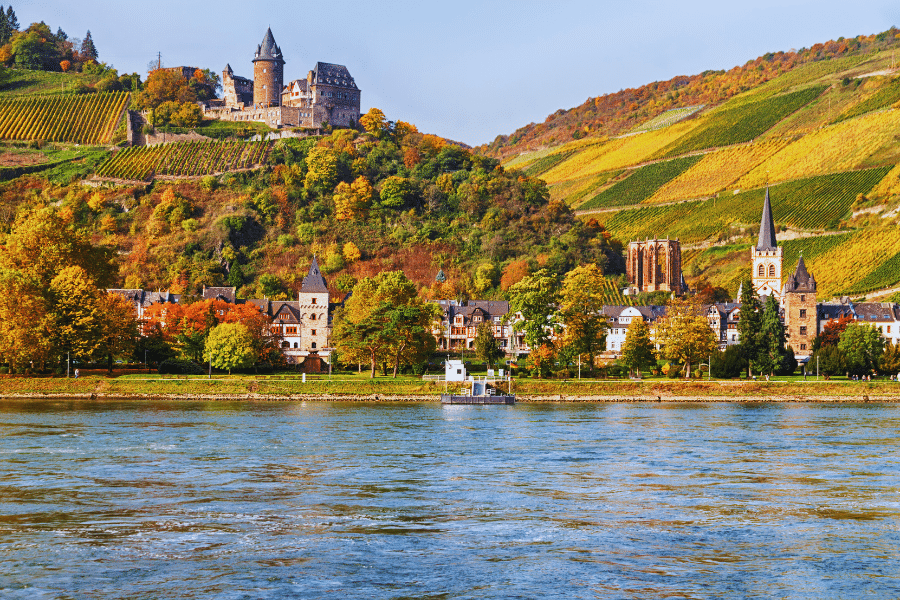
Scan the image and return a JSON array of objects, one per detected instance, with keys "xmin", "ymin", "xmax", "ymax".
[
  {"xmin": 768, "ymin": 265, "xmax": 776, "ymax": 277},
  {"xmin": 311, "ymin": 298, "xmax": 317, "ymax": 304},
  {"xmin": 311, "ymin": 342, "xmax": 317, "ymax": 349},
  {"xmin": 800, "ymin": 326, "xmax": 807, "ymax": 335},
  {"xmin": 800, "ymin": 344, "xmax": 807, "ymax": 351},
  {"xmin": 800, "ymin": 309, "xmax": 807, "ymax": 318},
  {"xmin": 310, "ymin": 314, "xmax": 316, "ymax": 321},
  {"xmin": 312, "ymin": 330, "xmax": 317, "ymax": 336},
  {"xmin": 758, "ymin": 264, "xmax": 765, "ymax": 277},
  {"xmin": 800, "ymin": 295, "xmax": 806, "ymax": 302}
]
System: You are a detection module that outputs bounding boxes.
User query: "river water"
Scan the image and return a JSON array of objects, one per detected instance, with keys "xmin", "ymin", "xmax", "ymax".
[{"xmin": 1, "ymin": 400, "xmax": 899, "ymax": 599}]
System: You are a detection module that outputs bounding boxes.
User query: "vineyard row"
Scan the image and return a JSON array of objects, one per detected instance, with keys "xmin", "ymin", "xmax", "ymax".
[
  {"xmin": 0, "ymin": 92, "xmax": 130, "ymax": 145},
  {"xmin": 96, "ymin": 139, "xmax": 272, "ymax": 181}
]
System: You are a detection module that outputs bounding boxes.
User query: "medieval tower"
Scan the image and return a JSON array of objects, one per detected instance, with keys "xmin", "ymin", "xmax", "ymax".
[
  {"xmin": 626, "ymin": 238, "xmax": 684, "ymax": 295},
  {"xmin": 252, "ymin": 28, "xmax": 285, "ymax": 108},
  {"xmin": 296, "ymin": 257, "xmax": 330, "ymax": 353},
  {"xmin": 752, "ymin": 187, "xmax": 783, "ymax": 300},
  {"xmin": 782, "ymin": 256, "xmax": 817, "ymax": 358}
]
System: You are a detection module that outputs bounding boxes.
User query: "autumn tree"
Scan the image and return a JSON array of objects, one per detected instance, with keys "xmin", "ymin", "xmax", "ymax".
[
  {"xmin": 204, "ymin": 322, "xmax": 255, "ymax": 374},
  {"xmin": 621, "ymin": 318, "xmax": 655, "ymax": 377},
  {"xmin": 880, "ymin": 341, "xmax": 900, "ymax": 376},
  {"xmin": 333, "ymin": 176, "xmax": 373, "ymax": 220},
  {"xmin": 304, "ymin": 146, "xmax": 340, "ymax": 194},
  {"xmin": 133, "ymin": 68, "xmax": 197, "ymax": 111},
  {"xmin": 557, "ymin": 264, "xmax": 608, "ymax": 375},
  {"xmin": 332, "ymin": 271, "xmax": 435, "ymax": 377},
  {"xmin": 359, "ymin": 107, "xmax": 389, "ymax": 137},
  {"xmin": 655, "ymin": 296, "xmax": 718, "ymax": 378},
  {"xmin": 813, "ymin": 314, "xmax": 855, "ymax": 350}
]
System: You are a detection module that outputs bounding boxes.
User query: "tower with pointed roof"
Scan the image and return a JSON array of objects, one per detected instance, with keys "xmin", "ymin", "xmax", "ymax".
[
  {"xmin": 252, "ymin": 27, "xmax": 285, "ymax": 108},
  {"xmin": 782, "ymin": 256, "xmax": 817, "ymax": 358},
  {"xmin": 296, "ymin": 257, "xmax": 330, "ymax": 353},
  {"xmin": 751, "ymin": 187, "xmax": 783, "ymax": 301}
]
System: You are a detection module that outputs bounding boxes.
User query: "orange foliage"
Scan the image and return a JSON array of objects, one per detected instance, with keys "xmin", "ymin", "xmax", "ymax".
[{"xmin": 500, "ymin": 258, "xmax": 531, "ymax": 291}]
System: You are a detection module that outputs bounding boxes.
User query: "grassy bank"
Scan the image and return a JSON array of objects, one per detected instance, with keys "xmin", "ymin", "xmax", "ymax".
[{"xmin": 0, "ymin": 374, "xmax": 898, "ymax": 401}]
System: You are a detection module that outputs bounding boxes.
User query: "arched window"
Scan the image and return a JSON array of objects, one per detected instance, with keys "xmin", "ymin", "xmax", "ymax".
[
  {"xmin": 758, "ymin": 264, "xmax": 765, "ymax": 277},
  {"xmin": 293, "ymin": 342, "xmax": 298, "ymax": 348},
  {"xmin": 768, "ymin": 265, "xmax": 776, "ymax": 277},
  {"xmin": 309, "ymin": 314, "xmax": 316, "ymax": 321},
  {"xmin": 281, "ymin": 341, "xmax": 289, "ymax": 348},
  {"xmin": 311, "ymin": 342, "xmax": 317, "ymax": 349}
]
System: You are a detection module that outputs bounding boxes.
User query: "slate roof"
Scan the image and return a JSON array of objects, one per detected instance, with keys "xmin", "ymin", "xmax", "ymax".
[
  {"xmin": 602, "ymin": 305, "xmax": 668, "ymax": 324},
  {"xmin": 756, "ymin": 187, "xmax": 778, "ymax": 251},
  {"xmin": 107, "ymin": 289, "xmax": 180, "ymax": 309},
  {"xmin": 311, "ymin": 62, "xmax": 357, "ymax": 89},
  {"xmin": 300, "ymin": 257, "xmax": 329, "ymax": 294},
  {"xmin": 253, "ymin": 28, "xmax": 285, "ymax": 63},
  {"xmin": 202, "ymin": 286, "xmax": 237, "ymax": 303},
  {"xmin": 783, "ymin": 256, "xmax": 816, "ymax": 293}
]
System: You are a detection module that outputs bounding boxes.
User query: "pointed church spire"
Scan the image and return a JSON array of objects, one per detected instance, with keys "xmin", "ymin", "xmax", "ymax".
[{"xmin": 756, "ymin": 186, "xmax": 777, "ymax": 251}]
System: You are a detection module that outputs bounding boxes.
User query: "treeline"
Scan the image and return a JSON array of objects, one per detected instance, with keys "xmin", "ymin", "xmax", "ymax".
[{"xmin": 482, "ymin": 27, "xmax": 900, "ymax": 157}]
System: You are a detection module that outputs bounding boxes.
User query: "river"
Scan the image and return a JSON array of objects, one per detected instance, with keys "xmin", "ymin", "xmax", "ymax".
[{"xmin": 1, "ymin": 400, "xmax": 899, "ymax": 599}]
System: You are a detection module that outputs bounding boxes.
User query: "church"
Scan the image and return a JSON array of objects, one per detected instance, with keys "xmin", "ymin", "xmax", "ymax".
[{"xmin": 205, "ymin": 28, "xmax": 362, "ymax": 130}]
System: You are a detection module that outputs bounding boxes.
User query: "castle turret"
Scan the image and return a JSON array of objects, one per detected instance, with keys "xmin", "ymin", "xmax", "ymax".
[
  {"xmin": 751, "ymin": 187, "xmax": 783, "ymax": 301},
  {"xmin": 297, "ymin": 257, "xmax": 329, "ymax": 353},
  {"xmin": 252, "ymin": 28, "xmax": 285, "ymax": 108}
]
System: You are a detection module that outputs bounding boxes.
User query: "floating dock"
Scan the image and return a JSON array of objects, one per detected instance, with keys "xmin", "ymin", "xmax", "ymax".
[{"xmin": 440, "ymin": 394, "xmax": 516, "ymax": 405}]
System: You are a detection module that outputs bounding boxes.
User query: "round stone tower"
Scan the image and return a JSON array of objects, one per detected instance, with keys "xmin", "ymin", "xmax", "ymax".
[{"xmin": 252, "ymin": 28, "xmax": 285, "ymax": 108}]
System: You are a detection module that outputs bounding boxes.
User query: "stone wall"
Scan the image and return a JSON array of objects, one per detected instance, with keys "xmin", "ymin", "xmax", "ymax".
[{"xmin": 627, "ymin": 239, "xmax": 683, "ymax": 295}]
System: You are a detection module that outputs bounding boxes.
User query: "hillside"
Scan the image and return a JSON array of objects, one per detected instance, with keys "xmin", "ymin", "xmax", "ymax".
[{"xmin": 494, "ymin": 30, "xmax": 900, "ymax": 302}]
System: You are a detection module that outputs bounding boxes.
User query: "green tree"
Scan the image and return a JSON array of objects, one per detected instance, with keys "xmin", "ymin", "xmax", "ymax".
[
  {"xmin": 204, "ymin": 322, "xmax": 255, "ymax": 374},
  {"xmin": 736, "ymin": 279, "xmax": 762, "ymax": 376},
  {"xmin": 880, "ymin": 340, "xmax": 900, "ymax": 376},
  {"xmin": 379, "ymin": 175, "xmax": 413, "ymax": 209},
  {"xmin": 810, "ymin": 344, "xmax": 845, "ymax": 379},
  {"xmin": 80, "ymin": 30, "xmax": 97, "ymax": 62},
  {"xmin": 508, "ymin": 268, "xmax": 559, "ymax": 351},
  {"xmin": 655, "ymin": 296, "xmax": 718, "ymax": 378},
  {"xmin": 754, "ymin": 294, "xmax": 787, "ymax": 376},
  {"xmin": 838, "ymin": 322, "xmax": 884, "ymax": 377},
  {"xmin": 474, "ymin": 321, "xmax": 503, "ymax": 368},
  {"xmin": 621, "ymin": 318, "xmax": 655, "ymax": 377},
  {"xmin": 557, "ymin": 264, "xmax": 608, "ymax": 374}
]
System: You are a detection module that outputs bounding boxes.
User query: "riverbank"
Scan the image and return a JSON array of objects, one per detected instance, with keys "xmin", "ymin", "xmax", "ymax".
[{"xmin": 0, "ymin": 375, "xmax": 898, "ymax": 402}]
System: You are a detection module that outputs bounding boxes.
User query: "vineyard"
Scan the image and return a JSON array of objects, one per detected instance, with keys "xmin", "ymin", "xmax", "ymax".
[
  {"xmin": 737, "ymin": 108, "xmax": 900, "ymax": 188},
  {"xmin": 522, "ymin": 149, "xmax": 577, "ymax": 177},
  {"xmin": 653, "ymin": 86, "xmax": 827, "ymax": 159},
  {"xmin": 801, "ymin": 226, "xmax": 900, "ymax": 298},
  {"xmin": 96, "ymin": 140, "xmax": 272, "ymax": 181},
  {"xmin": 629, "ymin": 106, "xmax": 703, "ymax": 133},
  {"xmin": 645, "ymin": 140, "xmax": 788, "ymax": 204},
  {"xmin": 845, "ymin": 249, "xmax": 900, "ymax": 296},
  {"xmin": 0, "ymin": 92, "xmax": 130, "ymax": 145},
  {"xmin": 832, "ymin": 77, "xmax": 900, "ymax": 124},
  {"xmin": 540, "ymin": 119, "xmax": 702, "ymax": 184},
  {"xmin": 600, "ymin": 168, "xmax": 891, "ymax": 245},
  {"xmin": 579, "ymin": 155, "xmax": 702, "ymax": 210}
]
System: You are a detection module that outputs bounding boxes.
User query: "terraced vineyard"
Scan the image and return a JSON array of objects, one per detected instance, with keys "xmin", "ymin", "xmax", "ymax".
[
  {"xmin": 781, "ymin": 233, "xmax": 854, "ymax": 271},
  {"xmin": 629, "ymin": 106, "xmax": 703, "ymax": 133},
  {"xmin": 845, "ymin": 249, "xmax": 900, "ymax": 295},
  {"xmin": 579, "ymin": 155, "xmax": 702, "ymax": 210},
  {"xmin": 522, "ymin": 149, "xmax": 576, "ymax": 177},
  {"xmin": 646, "ymin": 141, "xmax": 788, "ymax": 204},
  {"xmin": 0, "ymin": 92, "xmax": 130, "ymax": 144},
  {"xmin": 653, "ymin": 86, "xmax": 827, "ymax": 159},
  {"xmin": 832, "ymin": 77, "xmax": 900, "ymax": 124},
  {"xmin": 96, "ymin": 139, "xmax": 271, "ymax": 181},
  {"xmin": 601, "ymin": 168, "xmax": 892, "ymax": 245}
]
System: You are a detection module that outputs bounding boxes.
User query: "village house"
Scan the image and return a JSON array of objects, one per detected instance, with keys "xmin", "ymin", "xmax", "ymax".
[{"xmin": 431, "ymin": 299, "xmax": 515, "ymax": 353}]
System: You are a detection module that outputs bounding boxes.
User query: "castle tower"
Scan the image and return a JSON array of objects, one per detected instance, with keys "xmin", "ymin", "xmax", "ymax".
[
  {"xmin": 297, "ymin": 257, "xmax": 329, "ymax": 353},
  {"xmin": 782, "ymin": 256, "xmax": 817, "ymax": 358},
  {"xmin": 751, "ymin": 187, "xmax": 783, "ymax": 301},
  {"xmin": 252, "ymin": 28, "xmax": 285, "ymax": 108}
]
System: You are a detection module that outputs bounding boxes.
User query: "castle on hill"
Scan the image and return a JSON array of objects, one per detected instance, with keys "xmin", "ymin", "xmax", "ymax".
[{"xmin": 204, "ymin": 28, "xmax": 361, "ymax": 130}]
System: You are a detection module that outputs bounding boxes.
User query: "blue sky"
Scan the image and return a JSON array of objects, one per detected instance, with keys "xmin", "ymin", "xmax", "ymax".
[{"xmin": 17, "ymin": 0, "xmax": 900, "ymax": 145}]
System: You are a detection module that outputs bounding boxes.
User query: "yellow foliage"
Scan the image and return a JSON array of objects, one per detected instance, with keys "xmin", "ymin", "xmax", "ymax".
[
  {"xmin": 87, "ymin": 192, "xmax": 107, "ymax": 212},
  {"xmin": 540, "ymin": 120, "xmax": 702, "ymax": 184},
  {"xmin": 867, "ymin": 163, "xmax": 900, "ymax": 203},
  {"xmin": 343, "ymin": 241, "xmax": 361, "ymax": 263},
  {"xmin": 646, "ymin": 140, "xmax": 788, "ymax": 203},
  {"xmin": 805, "ymin": 226, "xmax": 900, "ymax": 297},
  {"xmin": 334, "ymin": 176, "xmax": 374, "ymax": 221},
  {"xmin": 737, "ymin": 109, "xmax": 900, "ymax": 188}
]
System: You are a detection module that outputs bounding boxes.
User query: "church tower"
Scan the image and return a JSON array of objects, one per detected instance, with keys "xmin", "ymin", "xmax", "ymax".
[
  {"xmin": 751, "ymin": 187, "xmax": 783, "ymax": 301},
  {"xmin": 782, "ymin": 256, "xmax": 817, "ymax": 358},
  {"xmin": 252, "ymin": 28, "xmax": 285, "ymax": 108}
]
